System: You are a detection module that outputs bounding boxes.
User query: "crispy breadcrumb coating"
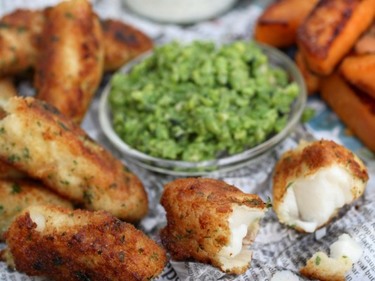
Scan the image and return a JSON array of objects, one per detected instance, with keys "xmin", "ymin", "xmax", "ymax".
[
  {"xmin": 1, "ymin": 205, "xmax": 166, "ymax": 281},
  {"xmin": 101, "ymin": 19, "xmax": 153, "ymax": 72},
  {"xmin": 161, "ymin": 178, "xmax": 266, "ymax": 274},
  {"xmin": 0, "ymin": 96, "xmax": 148, "ymax": 222},
  {"xmin": 0, "ymin": 9, "xmax": 45, "ymax": 76},
  {"xmin": 34, "ymin": 0, "xmax": 104, "ymax": 124},
  {"xmin": 0, "ymin": 179, "xmax": 73, "ymax": 240},
  {"xmin": 0, "ymin": 6, "xmax": 153, "ymax": 78}
]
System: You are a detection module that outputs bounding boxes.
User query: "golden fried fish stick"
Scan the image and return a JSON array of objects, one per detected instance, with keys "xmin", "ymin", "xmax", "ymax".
[
  {"xmin": 2, "ymin": 205, "xmax": 167, "ymax": 281},
  {"xmin": 0, "ymin": 9, "xmax": 44, "ymax": 77},
  {"xmin": 0, "ymin": 77, "xmax": 17, "ymax": 101},
  {"xmin": 101, "ymin": 19, "xmax": 153, "ymax": 72},
  {"xmin": 0, "ymin": 179, "xmax": 73, "ymax": 240},
  {"xmin": 0, "ymin": 161, "xmax": 25, "ymax": 180},
  {"xmin": 161, "ymin": 178, "xmax": 267, "ymax": 275},
  {"xmin": 34, "ymin": 0, "xmax": 104, "ymax": 124},
  {"xmin": 273, "ymin": 140, "xmax": 368, "ymax": 233},
  {"xmin": 0, "ymin": 96, "xmax": 148, "ymax": 222},
  {"xmin": 0, "ymin": 8, "xmax": 153, "ymax": 76},
  {"xmin": 0, "ymin": 77, "xmax": 21, "ymax": 180}
]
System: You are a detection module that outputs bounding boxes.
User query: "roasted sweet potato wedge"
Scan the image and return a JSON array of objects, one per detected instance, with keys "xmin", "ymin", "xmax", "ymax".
[
  {"xmin": 295, "ymin": 50, "xmax": 321, "ymax": 94},
  {"xmin": 354, "ymin": 23, "xmax": 375, "ymax": 54},
  {"xmin": 254, "ymin": 0, "xmax": 318, "ymax": 47},
  {"xmin": 321, "ymin": 72, "xmax": 375, "ymax": 152},
  {"xmin": 340, "ymin": 54, "xmax": 375, "ymax": 99},
  {"xmin": 297, "ymin": 0, "xmax": 375, "ymax": 75}
]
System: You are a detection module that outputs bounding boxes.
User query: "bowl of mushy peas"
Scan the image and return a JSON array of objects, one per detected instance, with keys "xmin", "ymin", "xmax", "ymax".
[{"xmin": 99, "ymin": 40, "xmax": 307, "ymax": 176}]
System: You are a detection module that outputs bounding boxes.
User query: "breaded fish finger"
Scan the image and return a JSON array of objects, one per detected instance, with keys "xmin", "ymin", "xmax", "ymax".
[
  {"xmin": 161, "ymin": 178, "xmax": 267, "ymax": 275},
  {"xmin": 101, "ymin": 19, "xmax": 153, "ymax": 72},
  {"xmin": 0, "ymin": 179, "xmax": 73, "ymax": 240},
  {"xmin": 273, "ymin": 139, "xmax": 368, "ymax": 233},
  {"xmin": 0, "ymin": 77, "xmax": 17, "ymax": 101},
  {"xmin": 0, "ymin": 160, "xmax": 25, "ymax": 180},
  {"xmin": 0, "ymin": 8, "xmax": 153, "ymax": 76},
  {"xmin": 0, "ymin": 96, "xmax": 148, "ymax": 222},
  {"xmin": 34, "ymin": 0, "xmax": 104, "ymax": 124},
  {"xmin": 0, "ymin": 9, "xmax": 44, "ymax": 77},
  {"xmin": 1, "ymin": 205, "xmax": 166, "ymax": 281}
]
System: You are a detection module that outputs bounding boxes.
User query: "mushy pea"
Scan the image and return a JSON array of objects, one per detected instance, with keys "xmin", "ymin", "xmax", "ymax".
[{"xmin": 109, "ymin": 41, "xmax": 299, "ymax": 162}]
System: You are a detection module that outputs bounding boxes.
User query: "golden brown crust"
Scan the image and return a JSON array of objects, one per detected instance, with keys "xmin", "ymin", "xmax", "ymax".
[
  {"xmin": 0, "ymin": 179, "xmax": 72, "ymax": 240},
  {"xmin": 34, "ymin": 0, "xmax": 104, "ymax": 124},
  {"xmin": 273, "ymin": 139, "xmax": 368, "ymax": 212},
  {"xmin": 0, "ymin": 9, "xmax": 45, "ymax": 77},
  {"xmin": 0, "ymin": 7, "xmax": 153, "ymax": 78},
  {"xmin": 0, "ymin": 96, "xmax": 148, "ymax": 222},
  {"xmin": 254, "ymin": 0, "xmax": 318, "ymax": 47},
  {"xmin": 340, "ymin": 54, "xmax": 375, "ymax": 99},
  {"xmin": 0, "ymin": 77, "xmax": 17, "ymax": 101},
  {"xmin": 101, "ymin": 19, "xmax": 153, "ymax": 72},
  {"xmin": 4, "ymin": 205, "xmax": 166, "ymax": 281},
  {"xmin": 161, "ymin": 178, "xmax": 265, "ymax": 274},
  {"xmin": 321, "ymin": 72, "xmax": 375, "ymax": 152},
  {"xmin": 297, "ymin": 0, "xmax": 375, "ymax": 75},
  {"xmin": 0, "ymin": 160, "xmax": 24, "ymax": 180}
]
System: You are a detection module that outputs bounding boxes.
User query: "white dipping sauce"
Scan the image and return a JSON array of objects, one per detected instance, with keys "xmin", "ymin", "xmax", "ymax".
[{"xmin": 124, "ymin": 0, "xmax": 238, "ymax": 24}]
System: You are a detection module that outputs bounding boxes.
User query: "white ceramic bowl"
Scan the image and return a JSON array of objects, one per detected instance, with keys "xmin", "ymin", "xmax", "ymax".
[{"xmin": 123, "ymin": 0, "xmax": 238, "ymax": 24}]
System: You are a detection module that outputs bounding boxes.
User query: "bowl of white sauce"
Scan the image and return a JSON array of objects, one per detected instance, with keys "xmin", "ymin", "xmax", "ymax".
[{"xmin": 123, "ymin": 0, "xmax": 238, "ymax": 24}]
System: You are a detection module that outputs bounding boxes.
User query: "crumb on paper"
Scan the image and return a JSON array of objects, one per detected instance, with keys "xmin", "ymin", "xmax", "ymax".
[{"xmin": 300, "ymin": 233, "xmax": 363, "ymax": 281}]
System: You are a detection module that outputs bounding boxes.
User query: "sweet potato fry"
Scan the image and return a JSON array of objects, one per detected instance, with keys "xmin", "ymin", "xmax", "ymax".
[
  {"xmin": 295, "ymin": 50, "xmax": 321, "ymax": 94},
  {"xmin": 320, "ymin": 72, "xmax": 375, "ymax": 152},
  {"xmin": 340, "ymin": 54, "xmax": 375, "ymax": 99},
  {"xmin": 297, "ymin": 0, "xmax": 375, "ymax": 75},
  {"xmin": 354, "ymin": 22, "xmax": 375, "ymax": 54},
  {"xmin": 254, "ymin": 0, "xmax": 318, "ymax": 47}
]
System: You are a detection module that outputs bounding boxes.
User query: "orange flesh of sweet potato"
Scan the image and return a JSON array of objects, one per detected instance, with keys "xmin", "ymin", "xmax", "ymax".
[
  {"xmin": 321, "ymin": 72, "xmax": 375, "ymax": 152},
  {"xmin": 295, "ymin": 50, "xmax": 321, "ymax": 94},
  {"xmin": 354, "ymin": 23, "xmax": 375, "ymax": 54},
  {"xmin": 297, "ymin": 0, "xmax": 375, "ymax": 75},
  {"xmin": 340, "ymin": 54, "xmax": 375, "ymax": 99},
  {"xmin": 254, "ymin": 0, "xmax": 318, "ymax": 47}
]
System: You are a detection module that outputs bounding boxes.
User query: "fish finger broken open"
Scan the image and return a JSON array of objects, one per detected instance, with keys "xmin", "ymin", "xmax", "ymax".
[
  {"xmin": 160, "ymin": 178, "xmax": 267, "ymax": 274},
  {"xmin": 273, "ymin": 139, "xmax": 368, "ymax": 233}
]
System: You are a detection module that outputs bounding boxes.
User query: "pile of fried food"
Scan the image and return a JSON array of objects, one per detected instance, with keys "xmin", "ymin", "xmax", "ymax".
[
  {"xmin": 0, "ymin": 0, "xmax": 370, "ymax": 280},
  {"xmin": 254, "ymin": 0, "xmax": 375, "ymax": 152}
]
